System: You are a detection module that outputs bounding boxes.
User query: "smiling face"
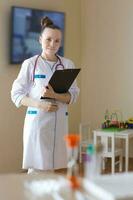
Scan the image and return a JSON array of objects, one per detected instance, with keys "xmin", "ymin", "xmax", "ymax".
[{"xmin": 39, "ymin": 27, "xmax": 62, "ymax": 60}]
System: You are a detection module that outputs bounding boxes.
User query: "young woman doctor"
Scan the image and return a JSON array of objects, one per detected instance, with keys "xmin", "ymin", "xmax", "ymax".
[{"xmin": 11, "ymin": 16, "xmax": 80, "ymax": 174}]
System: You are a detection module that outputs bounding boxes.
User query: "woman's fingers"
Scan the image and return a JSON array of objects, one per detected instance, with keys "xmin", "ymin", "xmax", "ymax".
[
  {"xmin": 41, "ymin": 85, "xmax": 55, "ymax": 98},
  {"xmin": 40, "ymin": 101, "xmax": 58, "ymax": 112},
  {"xmin": 47, "ymin": 84, "xmax": 53, "ymax": 90},
  {"xmin": 50, "ymin": 105, "xmax": 58, "ymax": 112}
]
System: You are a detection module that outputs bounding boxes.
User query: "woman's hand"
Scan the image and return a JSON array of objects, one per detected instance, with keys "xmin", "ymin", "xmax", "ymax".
[
  {"xmin": 38, "ymin": 101, "xmax": 58, "ymax": 112},
  {"xmin": 41, "ymin": 84, "xmax": 71, "ymax": 104},
  {"xmin": 41, "ymin": 84, "xmax": 55, "ymax": 99},
  {"xmin": 21, "ymin": 96, "xmax": 58, "ymax": 112}
]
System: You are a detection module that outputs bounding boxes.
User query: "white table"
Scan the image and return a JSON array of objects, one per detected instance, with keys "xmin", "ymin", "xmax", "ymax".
[
  {"xmin": 0, "ymin": 173, "xmax": 94, "ymax": 200},
  {"xmin": 83, "ymin": 172, "xmax": 133, "ymax": 200},
  {"xmin": 0, "ymin": 173, "xmax": 133, "ymax": 200},
  {"xmin": 93, "ymin": 129, "xmax": 133, "ymax": 172}
]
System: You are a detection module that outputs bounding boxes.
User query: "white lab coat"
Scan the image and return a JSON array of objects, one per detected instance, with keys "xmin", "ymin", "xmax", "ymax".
[{"xmin": 11, "ymin": 55, "xmax": 80, "ymax": 170}]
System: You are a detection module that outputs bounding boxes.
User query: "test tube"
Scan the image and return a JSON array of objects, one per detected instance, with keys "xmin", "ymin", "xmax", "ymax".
[
  {"xmin": 64, "ymin": 134, "xmax": 80, "ymax": 189},
  {"xmin": 84, "ymin": 143, "xmax": 103, "ymax": 180}
]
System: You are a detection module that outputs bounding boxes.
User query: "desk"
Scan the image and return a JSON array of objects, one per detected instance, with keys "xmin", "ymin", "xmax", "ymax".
[
  {"xmin": 93, "ymin": 129, "xmax": 133, "ymax": 172},
  {"xmin": 83, "ymin": 172, "xmax": 133, "ymax": 200},
  {"xmin": 0, "ymin": 173, "xmax": 94, "ymax": 200},
  {"xmin": 0, "ymin": 173, "xmax": 133, "ymax": 200}
]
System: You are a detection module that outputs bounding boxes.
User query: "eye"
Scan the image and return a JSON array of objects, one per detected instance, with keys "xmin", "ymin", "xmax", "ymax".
[
  {"xmin": 46, "ymin": 38, "xmax": 51, "ymax": 42},
  {"xmin": 55, "ymin": 39, "xmax": 60, "ymax": 43}
]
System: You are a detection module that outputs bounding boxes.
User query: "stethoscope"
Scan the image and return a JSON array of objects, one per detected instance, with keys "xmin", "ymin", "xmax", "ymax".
[{"xmin": 32, "ymin": 54, "xmax": 64, "ymax": 82}]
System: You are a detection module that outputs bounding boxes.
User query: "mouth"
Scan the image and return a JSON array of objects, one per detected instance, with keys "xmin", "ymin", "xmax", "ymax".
[{"xmin": 48, "ymin": 48, "xmax": 56, "ymax": 51}]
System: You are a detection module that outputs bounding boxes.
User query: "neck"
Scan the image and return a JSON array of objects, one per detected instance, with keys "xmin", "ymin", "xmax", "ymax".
[{"xmin": 41, "ymin": 53, "xmax": 57, "ymax": 62}]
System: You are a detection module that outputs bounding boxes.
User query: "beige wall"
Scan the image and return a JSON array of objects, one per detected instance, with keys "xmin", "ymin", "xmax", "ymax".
[
  {"xmin": 81, "ymin": 0, "xmax": 133, "ymax": 156},
  {"xmin": 2, "ymin": 0, "xmax": 133, "ymax": 173},
  {"xmin": 0, "ymin": 0, "xmax": 81, "ymax": 172}
]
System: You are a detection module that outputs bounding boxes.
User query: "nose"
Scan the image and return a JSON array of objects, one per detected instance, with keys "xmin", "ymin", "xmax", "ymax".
[{"xmin": 50, "ymin": 40, "xmax": 55, "ymax": 47}]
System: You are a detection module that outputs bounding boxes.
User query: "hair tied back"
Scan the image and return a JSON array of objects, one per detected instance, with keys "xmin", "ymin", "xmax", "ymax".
[{"xmin": 41, "ymin": 16, "xmax": 53, "ymax": 29}]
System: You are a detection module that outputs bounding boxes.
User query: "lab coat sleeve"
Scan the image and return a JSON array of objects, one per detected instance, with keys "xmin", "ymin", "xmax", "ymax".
[
  {"xmin": 11, "ymin": 60, "xmax": 32, "ymax": 108},
  {"xmin": 67, "ymin": 60, "xmax": 80, "ymax": 104}
]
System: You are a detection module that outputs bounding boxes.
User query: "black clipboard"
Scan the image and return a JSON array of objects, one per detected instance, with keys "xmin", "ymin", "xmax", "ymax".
[
  {"xmin": 40, "ymin": 68, "xmax": 80, "ymax": 99},
  {"xmin": 49, "ymin": 68, "xmax": 81, "ymax": 93}
]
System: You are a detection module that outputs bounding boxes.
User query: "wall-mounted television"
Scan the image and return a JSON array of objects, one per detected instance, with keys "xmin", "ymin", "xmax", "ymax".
[{"xmin": 10, "ymin": 6, "xmax": 65, "ymax": 64}]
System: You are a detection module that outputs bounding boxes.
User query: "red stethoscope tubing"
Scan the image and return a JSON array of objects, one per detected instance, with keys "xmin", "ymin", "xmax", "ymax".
[{"xmin": 32, "ymin": 55, "xmax": 64, "ymax": 82}]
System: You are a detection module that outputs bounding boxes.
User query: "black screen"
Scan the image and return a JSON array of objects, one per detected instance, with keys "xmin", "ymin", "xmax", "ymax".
[{"xmin": 10, "ymin": 6, "xmax": 65, "ymax": 64}]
